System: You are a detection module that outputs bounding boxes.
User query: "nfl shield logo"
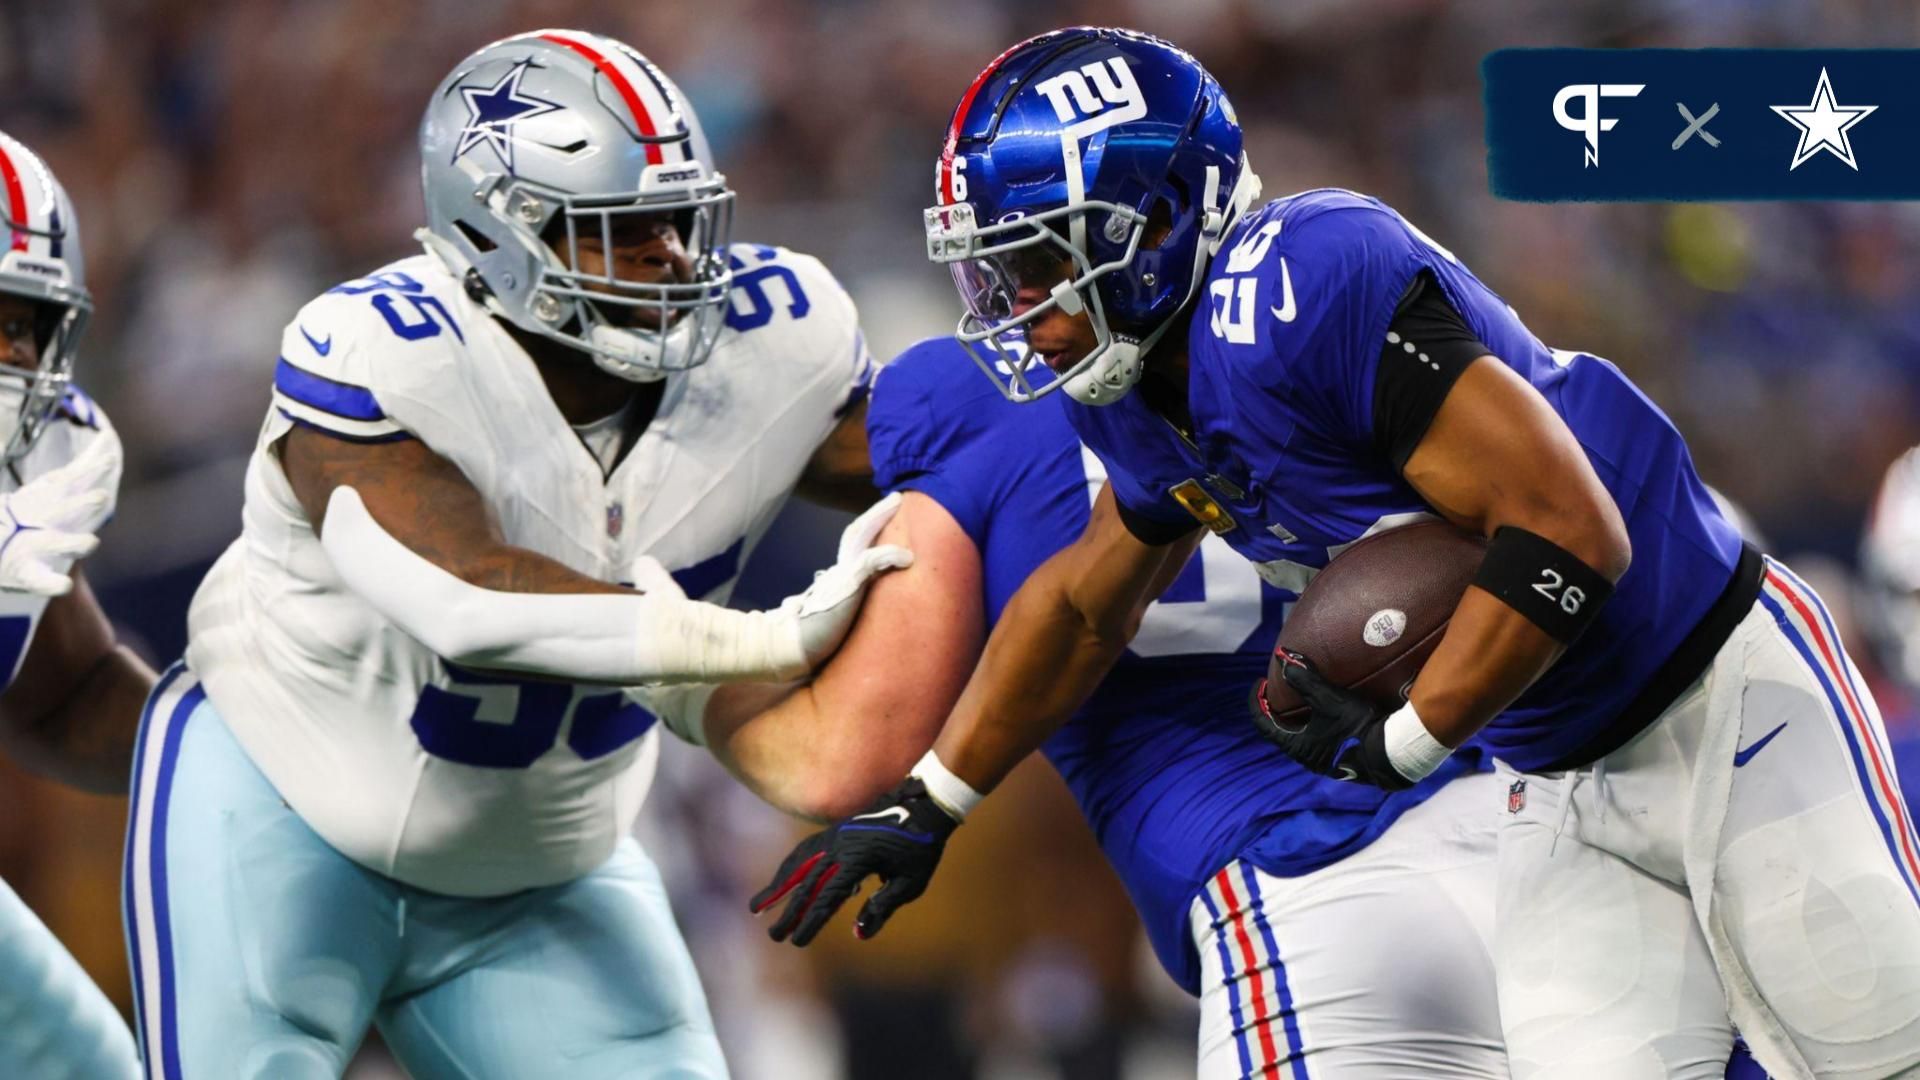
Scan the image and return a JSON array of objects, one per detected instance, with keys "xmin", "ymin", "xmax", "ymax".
[
  {"xmin": 1507, "ymin": 779, "xmax": 1528, "ymax": 814},
  {"xmin": 606, "ymin": 502, "xmax": 624, "ymax": 539}
]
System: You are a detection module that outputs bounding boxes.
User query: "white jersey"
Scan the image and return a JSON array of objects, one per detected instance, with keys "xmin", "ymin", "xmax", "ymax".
[
  {"xmin": 186, "ymin": 243, "xmax": 871, "ymax": 897},
  {"xmin": 0, "ymin": 389, "xmax": 113, "ymax": 690}
]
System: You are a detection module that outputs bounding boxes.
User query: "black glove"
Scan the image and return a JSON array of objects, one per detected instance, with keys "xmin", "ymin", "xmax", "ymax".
[
  {"xmin": 1250, "ymin": 649, "xmax": 1412, "ymax": 791},
  {"xmin": 750, "ymin": 777, "xmax": 959, "ymax": 946}
]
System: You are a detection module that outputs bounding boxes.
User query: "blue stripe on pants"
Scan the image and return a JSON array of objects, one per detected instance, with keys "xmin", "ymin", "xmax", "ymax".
[
  {"xmin": 1758, "ymin": 587, "xmax": 1920, "ymax": 909},
  {"xmin": 122, "ymin": 663, "xmax": 185, "ymax": 1078},
  {"xmin": 136, "ymin": 674, "xmax": 205, "ymax": 1080},
  {"xmin": 1199, "ymin": 884, "xmax": 1256, "ymax": 1078},
  {"xmin": 1239, "ymin": 861, "xmax": 1308, "ymax": 1078}
]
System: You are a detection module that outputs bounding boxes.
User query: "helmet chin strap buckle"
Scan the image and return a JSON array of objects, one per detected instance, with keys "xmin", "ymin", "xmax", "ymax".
[{"xmin": 1050, "ymin": 279, "xmax": 1085, "ymax": 317}]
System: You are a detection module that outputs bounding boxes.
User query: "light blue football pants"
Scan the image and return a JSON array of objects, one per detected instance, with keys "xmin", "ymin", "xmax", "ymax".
[
  {"xmin": 0, "ymin": 873, "xmax": 140, "ymax": 1078},
  {"xmin": 122, "ymin": 666, "xmax": 728, "ymax": 1079}
]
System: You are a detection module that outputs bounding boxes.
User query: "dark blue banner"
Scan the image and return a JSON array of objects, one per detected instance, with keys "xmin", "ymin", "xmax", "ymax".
[{"xmin": 1485, "ymin": 49, "xmax": 1919, "ymax": 201}]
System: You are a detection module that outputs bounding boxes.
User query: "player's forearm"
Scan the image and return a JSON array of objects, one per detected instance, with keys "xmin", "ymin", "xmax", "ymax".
[
  {"xmin": 439, "ymin": 545, "xmax": 632, "ymax": 596},
  {"xmin": 932, "ymin": 575, "xmax": 1135, "ymax": 793},
  {"xmin": 3, "ymin": 645, "xmax": 154, "ymax": 794},
  {"xmin": 1407, "ymin": 589, "xmax": 1565, "ymax": 747},
  {"xmin": 282, "ymin": 424, "xmax": 626, "ymax": 597},
  {"xmin": 706, "ymin": 682, "xmax": 912, "ymax": 821},
  {"xmin": 1408, "ymin": 502, "xmax": 1629, "ymax": 746},
  {"xmin": 324, "ymin": 488, "xmax": 811, "ymax": 684},
  {"xmin": 704, "ymin": 682, "xmax": 818, "ymax": 815},
  {"xmin": 1400, "ymin": 359, "xmax": 1632, "ymax": 747}
]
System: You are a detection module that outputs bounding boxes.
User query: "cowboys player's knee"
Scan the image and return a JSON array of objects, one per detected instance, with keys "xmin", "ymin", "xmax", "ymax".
[
  {"xmin": 237, "ymin": 1039, "xmax": 344, "ymax": 1080},
  {"xmin": 375, "ymin": 841, "xmax": 726, "ymax": 1079}
]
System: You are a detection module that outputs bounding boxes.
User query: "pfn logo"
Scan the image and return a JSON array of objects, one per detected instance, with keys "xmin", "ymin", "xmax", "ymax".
[
  {"xmin": 1552, "ymin": 83, "xmax": 1645, "ymax": 167},
  {"xmin": 1034, "ymin": 58, "xmax": 1147, "ymax": 136}
]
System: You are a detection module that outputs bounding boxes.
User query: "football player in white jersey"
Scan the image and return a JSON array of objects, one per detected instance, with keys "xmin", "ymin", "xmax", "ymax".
[
  {"xmin": 124, "ymin": 31, "xmax": 905, "ymax": 1078},
  {"xmin": 0, "ymin": 131, "xmax": 151, "ymax": 1080}
]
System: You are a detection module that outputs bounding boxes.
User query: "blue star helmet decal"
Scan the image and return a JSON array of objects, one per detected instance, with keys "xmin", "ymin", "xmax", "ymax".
[{"xmin": 453, "ymin": 58, "xmax": 564, "ymax": 173}]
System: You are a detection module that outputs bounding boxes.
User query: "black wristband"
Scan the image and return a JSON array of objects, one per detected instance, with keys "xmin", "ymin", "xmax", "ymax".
[{"xmin": 1471, "ymin": 526, "xmax": 1616, "ymax": 643}]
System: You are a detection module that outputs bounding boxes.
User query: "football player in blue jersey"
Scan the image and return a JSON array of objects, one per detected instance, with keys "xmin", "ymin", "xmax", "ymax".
[
  {"xmin": 755, "ymin": 27, "xmax": 1920, "ymax": 1080},
  {"xmin": 673, "ymin": 333, "xmax": 1505, "ymax": 1077}
]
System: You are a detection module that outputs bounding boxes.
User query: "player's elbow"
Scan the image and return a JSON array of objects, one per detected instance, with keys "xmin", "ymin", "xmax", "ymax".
[
  {"xmin": 779, "ymin": 739, "xmax": 919, "ymax": 822},
  {"xmin": 1517, "ymin": 493, "xmax": 1631, "ymax": 584},
  {"xmin": 791, "ymin": 776, "xmax": 894, "ymax": 823},
  {"xmin": 1566, "ymin": 493, "xmax": 1632, "ymax": 583}
]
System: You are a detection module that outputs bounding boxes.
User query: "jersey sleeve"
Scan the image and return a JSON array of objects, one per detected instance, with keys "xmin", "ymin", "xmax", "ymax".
[
  {"xmin": 1101, "ymin": 459, "xmax": 1198, "ymax": 545},
  {"xmin": 866, "ymin": 339, "xmax": 993, "ymax": 544},
  {"xmin": 1058, "ymin": 399, "xmax": 1200, "ymax": 545},
  {"xmin": 268, "ymin": 290, "xmax": 414, "ymax": 444},
  {"xmin": 735, "ymin": 245, "xmax": 875, "ymax": 424},
  {"xmin": 1244, "ymin": 200, "xmax": 1440, "ymax": 448},
  {"xmin": 1370, "ymin": 271, "xmax": 1489, "ymax": 470}
]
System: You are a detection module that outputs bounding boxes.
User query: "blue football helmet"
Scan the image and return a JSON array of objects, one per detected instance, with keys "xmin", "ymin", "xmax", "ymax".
[{"xmin": 924, "ymin": 27, "xmax": 1260, "ymax": 405}]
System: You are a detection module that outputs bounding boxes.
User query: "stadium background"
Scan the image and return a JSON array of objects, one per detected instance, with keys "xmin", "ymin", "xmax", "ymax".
[{"xmin": 4, "ymin": 1, "xmax": 1920, "ymax": 1076}]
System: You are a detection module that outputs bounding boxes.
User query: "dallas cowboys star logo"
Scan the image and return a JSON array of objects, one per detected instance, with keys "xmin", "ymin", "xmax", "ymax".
[
  {"xmin": 1771, "ymin": 67, "xmax": 1877, "ymax": 171},
  {"xmin": 453, "ymin": 58, "xmax": 563, "ymax": 173}
]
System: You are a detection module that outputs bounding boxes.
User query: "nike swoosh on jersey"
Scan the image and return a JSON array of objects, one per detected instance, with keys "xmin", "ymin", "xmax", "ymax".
[
  {"xmin": 1733, "ymin": 722, "xmax": 1788, "ymax": 767},
  {"xmin": 1270, "ymin": 258, "xmax": 1297, "ymax": 323},
  {"xmin": 852, "ymin": 806, "xmax": 910, "ymax": 825},
  {"xmin": 300, "ymin": 326, "xmax": 333, "ymax": 357}
]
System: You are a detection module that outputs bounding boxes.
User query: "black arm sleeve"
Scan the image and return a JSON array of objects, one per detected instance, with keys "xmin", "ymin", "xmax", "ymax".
[
  {"xmin": 1372, "ymin": 271, "xmax": 1491, "ymax": 471},
  {"xmin": 1115, "ymin": 500, "xmax": 1201, "ymax": 547}
]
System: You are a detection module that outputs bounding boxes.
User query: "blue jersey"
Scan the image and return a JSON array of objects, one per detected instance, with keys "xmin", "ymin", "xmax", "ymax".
[
  {"xmin": 1067, "ymin": 188, "xmax": 1746, "ymax": 771},
  {"xmin": 868, "ymin": 335, "xmax": 1477, "ymax": 995}
]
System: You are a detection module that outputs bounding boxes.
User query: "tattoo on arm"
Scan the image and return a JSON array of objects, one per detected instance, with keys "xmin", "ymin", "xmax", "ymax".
[{"xmin": 278, "ymin": 424, "xmax": 629, "ymax": 596}]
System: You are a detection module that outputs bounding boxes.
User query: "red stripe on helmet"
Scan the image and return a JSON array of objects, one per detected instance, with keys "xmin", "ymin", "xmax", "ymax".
[
  {"xmin": 540, "ymin": 32, "xmax": 664, "ymax": 165},
  {"xmin": 939, "ymin": 39, "xmax": 1033, "ymax": 205},
  {"xmin": 0, "ymin": 144, "xmax": 28, "ymax": 253}
]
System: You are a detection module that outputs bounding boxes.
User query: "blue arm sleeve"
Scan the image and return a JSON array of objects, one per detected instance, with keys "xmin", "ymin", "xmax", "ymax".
[{"xmin": 866, "ymin": 347, "xmax": 994, "ymax": 546}]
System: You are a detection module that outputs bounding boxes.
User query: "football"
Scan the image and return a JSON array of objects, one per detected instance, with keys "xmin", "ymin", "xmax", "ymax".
[{"xmin": 1259, "ymin": 520, "xmax": 1486, "ymax": 725}]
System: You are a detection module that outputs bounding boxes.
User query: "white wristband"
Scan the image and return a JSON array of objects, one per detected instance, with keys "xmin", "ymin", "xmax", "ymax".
[
  {"xmin": 1384, "ymin": 701, "xmax": 1451, "ymax": 783},
  {"xmin": 910, "ymin": 750, "xmax": 984, "ymax": 821}
]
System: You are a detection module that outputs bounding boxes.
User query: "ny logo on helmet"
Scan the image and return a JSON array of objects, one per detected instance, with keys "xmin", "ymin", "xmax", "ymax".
[{"xmin": 1033, "ymin": 57, "xmax": 1148, "ymax": 137}]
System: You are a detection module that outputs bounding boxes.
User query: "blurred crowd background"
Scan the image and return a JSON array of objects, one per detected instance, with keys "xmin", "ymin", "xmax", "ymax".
[{"xmin": 6, "ymin": 0, "xmax": 1920, "ymax": 1077}]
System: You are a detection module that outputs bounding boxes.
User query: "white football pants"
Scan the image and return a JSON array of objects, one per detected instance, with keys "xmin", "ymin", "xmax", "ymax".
[
  {"xmin": 1191, "ymin": 770, "xmax": 1509, "ymax": 1079},
  {"xmin": 1496, "ymin": 559, "xmax": 1920, "ymax": 1080}
]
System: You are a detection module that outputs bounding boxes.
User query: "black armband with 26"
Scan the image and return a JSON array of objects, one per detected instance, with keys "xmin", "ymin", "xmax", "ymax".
[{"xmin": 1471, "ymin": 526, "xmax": 1615, "ymax": 643}]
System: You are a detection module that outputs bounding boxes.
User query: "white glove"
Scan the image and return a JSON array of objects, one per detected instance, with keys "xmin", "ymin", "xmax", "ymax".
[
  {"xmin": 0, "ymin": 422, "xmax": 122, "ymax": 596},
  {"xmin": 779, "ymin": 491, "xmax": 915, "ymax": 667}
]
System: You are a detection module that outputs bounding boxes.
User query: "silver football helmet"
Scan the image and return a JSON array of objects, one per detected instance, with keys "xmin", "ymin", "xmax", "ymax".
[
  {"xmin": 0, "ymin": 131, "xmax": 89, "ymax": 465},
  {"xmin": 1862, "ymin": 447, "xmax": 1920, "ymax": 692},
  {"xmin": 419, "ymin": 29, "xmax": 734, "ymax": 380}
]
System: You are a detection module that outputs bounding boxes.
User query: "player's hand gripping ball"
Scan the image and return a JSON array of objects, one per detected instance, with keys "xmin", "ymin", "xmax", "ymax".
[{"xmin": 1252, "ymin": 520, "xmax": 1484, "ymax": 789}]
